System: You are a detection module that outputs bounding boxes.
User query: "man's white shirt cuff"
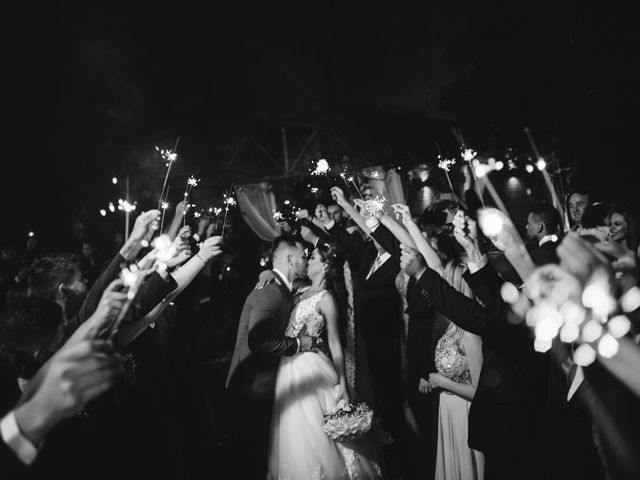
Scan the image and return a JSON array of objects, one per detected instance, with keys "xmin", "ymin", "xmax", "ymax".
[
  {"xmin": 1, "ymin": 411, "xmax": 38, "ymax": 465},
  {"xmin": 467, "ymin": 255, "xmax": 488, "ymax": 274}
]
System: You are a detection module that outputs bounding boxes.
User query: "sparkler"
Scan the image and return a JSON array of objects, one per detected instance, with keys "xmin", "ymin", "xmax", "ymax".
[
  {"xmin": 437, "ymin": 156, "xmax": 460, "ymax": 209},
  {"xmin": 311, "ymin": 158, "xmax": 330, "ymax": 176},
  {"xmin": 524, "ymin": 127, "xmax": 565, "ymax": 225},
  {"xmin": 221, "ymin": 187, "xmax": 237, "ymax": 237},
  {"xmin": 338, "ymin": 166, "xmax": 365, "ymax": 201},
  {"xmin": 156, "ymin": 136, "xmax": 180, "ymax": 212},
  {"xmin": 106, "ymin": 263, "xmax": 147, "ymax": 339},
  {"xmin": 181, "ymin": 175, "xmax": 200, "ymax": 226},
  {"xmin": 461, "ymin": 148, "xmax": 486, "ymax": 207}
]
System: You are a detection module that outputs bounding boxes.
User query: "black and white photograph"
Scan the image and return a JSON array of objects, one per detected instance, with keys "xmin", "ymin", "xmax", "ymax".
[{"xmin": 1, "ymin": 2, "xmax": 639, "ymax": 479}]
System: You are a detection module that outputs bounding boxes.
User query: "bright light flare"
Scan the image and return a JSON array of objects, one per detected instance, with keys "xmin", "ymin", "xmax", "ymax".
[
  {"xmin": 607, "ymin": 315, "xmax": 631, "ymax": 338},
  {"xmin": 598, "ymin": 334, "xmax": 619, "ymax": 358},
  {"xmin": 574, "ymin": 344, "xmax": 596, "ymax": 366},
  {"xmin": 478, "ymin": 210, "xmax": 504, "ymax": 237},
  {"xmin": 312, "ymin": 159, "xmax": 330, "ymax": 175},
  {"xmin": 536, "ymin": 158, "xmax": 546, "ymax": 171},
  {"xmin": 112, "ymin": 177, "xmax": 118, "ymax": 184},
  {"xmin": 461, "ymin": 148, "xmax": 477, "ymax": 162}
]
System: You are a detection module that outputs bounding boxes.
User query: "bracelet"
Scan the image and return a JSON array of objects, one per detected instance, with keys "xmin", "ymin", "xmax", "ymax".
[{"xmin": 195, "ymin": 253, "xmax": 207, "ymax": 263}]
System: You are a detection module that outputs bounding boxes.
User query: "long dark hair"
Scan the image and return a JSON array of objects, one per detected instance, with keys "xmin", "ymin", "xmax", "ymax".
[{"xmin": 316, "ymin": 241, "xmax": 349, "ymax": 345}]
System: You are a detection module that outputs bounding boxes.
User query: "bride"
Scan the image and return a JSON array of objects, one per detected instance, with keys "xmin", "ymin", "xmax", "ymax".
[{"xmin": 268, "ymin": 242, "xmax": 381, "ymax": 480}]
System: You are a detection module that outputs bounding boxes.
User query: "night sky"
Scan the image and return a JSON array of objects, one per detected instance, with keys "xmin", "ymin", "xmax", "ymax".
[{"xmin": 4, "ymin": 2, "xmax": 639, "ymax": 246}]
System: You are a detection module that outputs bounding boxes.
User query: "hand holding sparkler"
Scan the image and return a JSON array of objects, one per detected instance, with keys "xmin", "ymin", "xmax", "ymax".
[
  {"xmin": 364, "ymin": 199, "xmax": 386, "ymax": 219},
  {"xmin": 119, "ymin": 210, "xmax": 160, "ymax": 260},
  {"xmin": 391, "ymin": 204, "xmax": 412, "ymax": 225},
  {"xmin": 557, "ymin": 233, "xmax": 614, "ymax": 288},
  {"xmin": 477, "ymin": 208, "xmax": 519, "ymax": 252},
  {"xmin": 315, "ymin": 204, "xmax": 332, "ymax": 226},
  {"xmin": 452, "ymin": 211, "xmax": 480, "ymax": 254},
  {"xmin": 197, "ymin": 236, "xmax": 223, "ymax": 262},
  {"xmin": 330, "ymin": 187, "xmax": 347, "ymax": 206},
  {"xmin": 295, "ymin": 209, "xmax": 310, "ymax": 221},
  {"xmin": 67, "ymin": 279, "xmax": 128, "ymax": 343}
]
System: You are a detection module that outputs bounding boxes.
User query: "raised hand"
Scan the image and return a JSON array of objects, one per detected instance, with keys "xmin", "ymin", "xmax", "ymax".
[
  {"xmin": 315, "ymin": 204, "xmax": 331, "ymax": 226},
  {"xmin": 452, "ymin": 210, "xmax": 479, "ymax": 253},
  {"xmin": 198, "ymin": 236, "xmax": 223, "ymax": 262},
  {"xmin": 392, "ymin": 203, "xmax": 412, "ymax": 224},
  {"xmin": 296, "ymin": 209, "xmax": 310, "ymax": 221},
  {"xmin": 400, "ymin": 244, "xmax": 422, "ymax": 271},
  {"xmin": 556, "ymin": 232, "xmax": 613, "ymax": 287},
  {"xmin": 130, "ymin": 210, "xmax": 161, "ymax": 245},
  {"xmin": 13, "ymin": 339, "xmax": 123, "ymax": 447},
  {"xmin": 174, "ymin": 200, "xmax": 188, "ymax": 218},
  {"xmin": 330, "ymin": 186, "xmax": 346, "ymax": 205},
  {"xmin": 364, "ymin": 200, "xmax": 385, "ymax": 219}
]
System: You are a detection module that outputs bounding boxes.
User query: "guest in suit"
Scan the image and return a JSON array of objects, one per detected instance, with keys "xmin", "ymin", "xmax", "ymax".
[
  {"xmin": 567, "ymin": 189, "xmax": 591, "ymax": 232},
  {"xmin": 451, "ymin": 213, "xmax": 605, "ymax": 479},
  {"xmin": 525, "ymin": 202, "xmax": 562, "ymax": 266},
  {"xmin": 321, "ymin": 187, "xmax": 406, "ymax": 475},
  {"xmin": 226, "ymin": 236, "xmax": 316, "ymax": 479}
]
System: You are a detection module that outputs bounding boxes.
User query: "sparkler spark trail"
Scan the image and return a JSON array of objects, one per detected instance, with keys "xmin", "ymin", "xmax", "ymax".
[
  {"xmin": 311, "ymin": 159, "xmax": 330, "ymax": 175},
  {"xmin": 438, "ymin": 157, "xmax": 460, "ymax": 209},
  {"xmin": 156, "ymin": 137, "xmax": 180, "ymax": 212},
  {"xmin": 182, "ymin": 175, "xmax": 201, "ymax": 226},
  {"xmin": 221, "ymin": 186, "xmax": 237, "ymax": 237}
]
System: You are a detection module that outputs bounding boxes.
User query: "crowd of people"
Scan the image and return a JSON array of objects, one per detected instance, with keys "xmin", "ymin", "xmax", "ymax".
[{"xmin": 1, "ymin": 174, "xmax": 639, "ymax": 480}]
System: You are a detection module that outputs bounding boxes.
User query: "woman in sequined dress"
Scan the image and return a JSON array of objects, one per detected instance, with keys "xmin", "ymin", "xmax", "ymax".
[
  {"xmin": 268, "ymin": 243, "xmax": 381, "ymax": 480},
  {"xmin": 387, "ymin": 205, "xmax": 484, "ymax": 479},
  {"xmin": 429, "ymin": 322, "xmax": 484, "ymax": 480}
]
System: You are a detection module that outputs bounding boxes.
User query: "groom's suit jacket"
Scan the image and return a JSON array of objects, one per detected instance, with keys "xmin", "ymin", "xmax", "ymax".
[{"xmin": 226, "ymin": 273, "xmax": 299, "ymax": 401}]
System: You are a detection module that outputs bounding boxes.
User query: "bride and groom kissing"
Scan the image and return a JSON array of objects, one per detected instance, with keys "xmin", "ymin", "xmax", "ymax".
[{"xmin": 227, "ymin": 236, "xmax": 381, "ymax": 479}]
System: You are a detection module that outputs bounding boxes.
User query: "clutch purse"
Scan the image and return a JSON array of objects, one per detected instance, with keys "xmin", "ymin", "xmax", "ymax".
[{"xmin": 322, "ymin": 399, "xmax": 373, "ymax": 441}]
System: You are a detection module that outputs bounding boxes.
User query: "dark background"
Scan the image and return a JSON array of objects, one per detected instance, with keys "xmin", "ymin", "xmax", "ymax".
[{"xmin": 3, "ymin": 1, "xmax": 639, "ymax": 247}]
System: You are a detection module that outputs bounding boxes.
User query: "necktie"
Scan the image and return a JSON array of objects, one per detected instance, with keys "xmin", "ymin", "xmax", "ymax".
[{"xmin": 367, "ymin": 254, "xmax": 382, "ymax": 279}]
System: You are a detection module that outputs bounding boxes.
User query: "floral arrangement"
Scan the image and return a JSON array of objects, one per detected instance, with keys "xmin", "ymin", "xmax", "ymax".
[{"xmin": 323, "ymin": 400, "xmax": 373, "ymax": 441}]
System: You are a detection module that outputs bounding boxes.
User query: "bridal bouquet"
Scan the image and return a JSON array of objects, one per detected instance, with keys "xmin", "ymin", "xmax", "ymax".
[{"xmin": 323, "ymin": 400, "xmax": 373, "ymax": 441}]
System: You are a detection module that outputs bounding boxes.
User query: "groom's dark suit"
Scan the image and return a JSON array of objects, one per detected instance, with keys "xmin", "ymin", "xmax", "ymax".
[{"xmin": 226, "ymin": 272, "xmax": 299, "ymax": 479}]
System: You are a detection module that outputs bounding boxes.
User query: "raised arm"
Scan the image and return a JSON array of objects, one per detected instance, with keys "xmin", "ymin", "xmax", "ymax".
[
  {"xmin": 70, "ymin": 210, "xmax": 160, "ymax": 333},
  {"xmin": 376, "ymin": 208, "xmax": 416, "ymax": 250},
  {"xmin": 113, "ymin": 237, "xmax": 223, "ymax": 346},
  {"xmin": 330, "ymin": 187, "xmax": 372, "ymax": 237},
  {"xmin": 165, "ymin": 200, "xmax": 187, "ymax": 240},
  {"xmin": 393, "ymin": 203, "xmax": 444, "ymax": 275},
  {"xmin": 403, "ymin": 246, "xmax": 533, "ymax": 360}
]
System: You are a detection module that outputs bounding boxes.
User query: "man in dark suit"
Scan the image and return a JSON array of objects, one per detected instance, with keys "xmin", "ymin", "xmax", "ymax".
[
  {"xmin": 403, "ymin": 249, "xmax": 447, "ymax": 480},
  {"xmin": 400, "ymin": 242, "xmax": 547, "ymax": 480},
  {"xmin": 525, "ymin": 202, "xmax": 562, "ymax": 266},
  {"xmin": 226, "ymin": 236, "xmax": 316, "ymax": 479},
  {"xmin": 322, "ymin": 187, "xmax": 406, "ymax": 475}
]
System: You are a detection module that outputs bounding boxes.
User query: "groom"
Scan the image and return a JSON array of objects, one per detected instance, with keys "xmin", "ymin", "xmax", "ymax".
[{"xmin": 226, "ymin": 236, "xmax": 315, "ymax": 479}]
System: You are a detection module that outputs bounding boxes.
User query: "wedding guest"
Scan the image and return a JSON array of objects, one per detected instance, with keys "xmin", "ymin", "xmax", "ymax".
[
  {"xmin": 567, "ymin": 189, "xmax": 590, "ymax": 231},
  {"xmin": 525, "ymin": 202, "xmax": 562, "ymax": 265},
  {"xmin": 327, "ymin": 203, "xmax": 346, "ymax": 226},
  {"xmin": 608, "ymin": 206, "xmax": 639, "ymax": 253},
  {"xmin": 324, "ymin": 186, "xmax": 407, "ymax": 477}
]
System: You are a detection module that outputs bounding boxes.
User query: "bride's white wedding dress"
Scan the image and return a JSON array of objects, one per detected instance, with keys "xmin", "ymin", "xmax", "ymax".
[{"xmin": 268, "ymin": 291, "xmax": 382, "ymax": 480}]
